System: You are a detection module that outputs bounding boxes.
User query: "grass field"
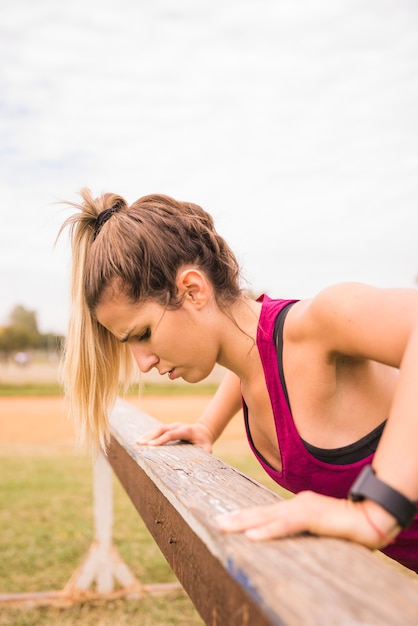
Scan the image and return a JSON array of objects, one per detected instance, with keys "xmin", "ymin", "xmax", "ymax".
[
  {"xmin": 0, "ymin": 449, "xmax": 205, "ymax": 626},
  {"xmin": 0, "ymin": 446, "xmax": 282, "ymax": 626},
  {"xmin": 0, "ymin": 381, "xmax": 285, "ymax": 626}
]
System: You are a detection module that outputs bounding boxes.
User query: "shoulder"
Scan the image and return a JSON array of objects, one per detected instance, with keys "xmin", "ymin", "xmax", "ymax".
[
  {"xmin": 286, "ymin": 282, "xmax": 365, "ymax": 336},
  {"xmin": 307, "ymin": 282, "xmax": 418, "ymax": 324},
  {"xmin": 287, "ymin": 283, "xmax": 418, "ymax": 364}
]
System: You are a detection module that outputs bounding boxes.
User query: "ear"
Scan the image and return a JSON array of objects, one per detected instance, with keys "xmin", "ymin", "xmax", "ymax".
[{"xmin": 175, "ymin": 268, "xmax": 210, "ymax": 309}]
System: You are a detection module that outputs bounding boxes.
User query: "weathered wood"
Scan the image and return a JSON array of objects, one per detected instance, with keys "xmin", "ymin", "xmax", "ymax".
[{"xmin": 109, "ymin": 399, "xmax": 418, "ymax": 626}]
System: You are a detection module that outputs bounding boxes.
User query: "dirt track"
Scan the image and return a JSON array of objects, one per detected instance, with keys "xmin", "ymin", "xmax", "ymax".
[
  {"xmin": 0, "ymin": 395, "xmax": 246, "ymax": 449},
  {"xmin": 0, "ymin": 361, "xmax": 246, "ymax": 452}
]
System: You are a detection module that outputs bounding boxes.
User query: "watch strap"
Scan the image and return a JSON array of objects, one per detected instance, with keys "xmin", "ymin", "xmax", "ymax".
[{"xmin": 349, "ymin": 465, "xmax": 417, "ymax": 529}]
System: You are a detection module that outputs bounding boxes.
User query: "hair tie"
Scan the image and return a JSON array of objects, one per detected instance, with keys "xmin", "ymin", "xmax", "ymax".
[{"xmin": 93, "ymin": 201, "xmax": 122, "ymax": 241}]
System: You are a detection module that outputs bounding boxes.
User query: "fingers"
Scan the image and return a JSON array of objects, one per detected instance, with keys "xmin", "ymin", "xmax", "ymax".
[
  {"xmin": 216, "ymin": 498, "xmax": 312, "ymax": 541},
  {"xmin": 215, "ymin": 492, "xmax": 399, "ymax": 549},
  {"xmin": 217, "ymin": 492, "xmax": 388, "ymax": 548},
  {"xmin": 217, "ymin": 504, "xmax": 281, "ymax": 533},
  {"xmin": 137, "ymin": 423, "xmax": 186, "ymax": 446},
  {"xmin": 136, "ymin": 422, "xmax": 213, "ymax": 452}
]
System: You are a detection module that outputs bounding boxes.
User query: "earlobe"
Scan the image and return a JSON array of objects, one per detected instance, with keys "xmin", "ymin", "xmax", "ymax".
[{"xmin": 176, "ymin": 268, "xmax": 209, "ymax": 309}]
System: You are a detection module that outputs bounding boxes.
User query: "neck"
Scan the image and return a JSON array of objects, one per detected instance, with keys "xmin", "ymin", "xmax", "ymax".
[{"xmin": 216, "ymin": 296, "xmax": 262, "ymax": 382}]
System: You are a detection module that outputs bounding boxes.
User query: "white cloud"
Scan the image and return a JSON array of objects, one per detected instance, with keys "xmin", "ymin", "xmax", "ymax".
[{"xmin": 1, "ymin": 0, "xmax": 418, "ymax": 333}]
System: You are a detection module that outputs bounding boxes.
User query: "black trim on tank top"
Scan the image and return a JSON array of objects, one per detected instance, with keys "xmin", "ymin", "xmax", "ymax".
[{"xmin": 273, "ymin": 303, "xmax": 386, "ymax": 465}]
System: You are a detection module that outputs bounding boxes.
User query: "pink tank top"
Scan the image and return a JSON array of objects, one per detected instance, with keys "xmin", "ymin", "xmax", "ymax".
[{"xmin": 243, "ymin": 294, "xmax": 418, "ymax": 573}]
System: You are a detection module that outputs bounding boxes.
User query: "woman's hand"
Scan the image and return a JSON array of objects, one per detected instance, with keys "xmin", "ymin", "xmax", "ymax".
[
  {"xmin": 137, "ymin": 421, "xmax": 215, "ymax": 453},
  {"xmin": 216, "ymin": 491, "xmax": 400, "ymax": 550},
  {"xmin": 137, "ymin": 371, "xmax": 242, "ymax": 454}
]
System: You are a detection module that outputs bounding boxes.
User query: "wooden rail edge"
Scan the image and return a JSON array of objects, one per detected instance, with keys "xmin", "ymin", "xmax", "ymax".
[{"xmin": 108, "ymin": 399, "xmax": 418, "ymax": 626}]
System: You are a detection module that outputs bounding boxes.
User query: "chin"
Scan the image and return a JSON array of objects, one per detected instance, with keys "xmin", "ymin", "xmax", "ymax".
[{"xmin": 182, "ymin": 371, "xmax": 209, "ymax": 384}]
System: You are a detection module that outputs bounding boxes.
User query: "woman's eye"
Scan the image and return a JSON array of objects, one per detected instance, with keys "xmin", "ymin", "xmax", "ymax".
[{"xmin": 137, "ymin": 328, "xmax": 151, "ymax": 342}]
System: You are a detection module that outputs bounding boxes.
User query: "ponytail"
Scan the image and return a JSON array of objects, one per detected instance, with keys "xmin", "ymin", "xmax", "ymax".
[{"xmin": 58, "ymin": 188, "xmax": 136, "ymax": 453}]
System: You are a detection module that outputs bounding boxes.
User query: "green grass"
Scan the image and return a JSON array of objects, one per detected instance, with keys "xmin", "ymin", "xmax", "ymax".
[
  {"xmin": 0, "ymin": 383, "xmax": 65, "ymax": 397},
  {"xmin": 0, "ymin": 445, "xmax": 287, "ymax": 626},
  {"xmin": 0, "ymin": 598, "xmax": 202, "ymax": 626},
  {"xmin": 126, "ymin": 382, "xmax": 219, "ymax": 397},
  {"xmin": 0, "ymin": 451, "xmax": 204, "ymax": 626},
  {"xmin": 0, "ymin": 382, "xmax": 219, "ymax": 397}
]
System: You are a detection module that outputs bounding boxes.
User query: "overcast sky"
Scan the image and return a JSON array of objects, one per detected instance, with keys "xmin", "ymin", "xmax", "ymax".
[{"xmin": 1, "ymin": 0, "xmax": 417, "ymax": 334}]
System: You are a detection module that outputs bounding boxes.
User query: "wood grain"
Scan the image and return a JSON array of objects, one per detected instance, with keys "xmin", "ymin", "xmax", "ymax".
[{"xmin": 109, "ymin": 399, "xmax": 418, "ymax": 626}]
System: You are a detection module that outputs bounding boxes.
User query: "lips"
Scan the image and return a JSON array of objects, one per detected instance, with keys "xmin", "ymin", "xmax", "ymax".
[{"xmin": 159, "ymin": 368, "xmax": 176, "ymax": 378}]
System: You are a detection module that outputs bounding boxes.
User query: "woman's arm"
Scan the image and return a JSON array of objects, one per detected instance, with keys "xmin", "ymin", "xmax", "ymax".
[
  {"xmin": 308, "ymin": 283, "xmax": 418, "ymax": 500},
  {"xmin": 372, "ymin": 325, "xmax": 418, "ymax": 499},
  {"xmin": 218, "ymin": 284, "xmax": 418, "ymax": 548},
  {"xmin": 137, "ymin": 370, "xmax": 242, "ymax": 452}
]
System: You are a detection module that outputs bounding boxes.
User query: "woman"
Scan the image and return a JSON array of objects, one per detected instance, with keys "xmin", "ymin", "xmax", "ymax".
[{"xmin": 59, "ymin": 188, "xmax": 418, "ymax": 573}]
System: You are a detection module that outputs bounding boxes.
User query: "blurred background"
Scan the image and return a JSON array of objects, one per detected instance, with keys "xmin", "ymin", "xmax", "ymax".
[
  {"xmin": 1, "ymin": 3, "xmax": 417, "ymax": 623},
  {"xmin": 1, "ymin": 0, "xmax": 417, "ymax": 343}
]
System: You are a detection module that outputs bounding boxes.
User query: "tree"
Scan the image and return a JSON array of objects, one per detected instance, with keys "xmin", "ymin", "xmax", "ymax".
[
  {"xmin": 0, "ymin": 305, "xmax": 40, "ymax": 359},
  {"xmin": 0, "ymin": 305, "xmax": 64, "ymax": 361},
  {"xmin": 9, "ymin": 305, "xmax": 40, "ymax": 337},
  {"xmin": 0, "ymin": 325, "xmax": 34, "ymax": 353}
]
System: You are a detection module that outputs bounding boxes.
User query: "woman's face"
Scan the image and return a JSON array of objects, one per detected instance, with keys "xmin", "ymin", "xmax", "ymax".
[{"xmin": 96, "ymin": 288, "xmax": 220, "ymax": 384}]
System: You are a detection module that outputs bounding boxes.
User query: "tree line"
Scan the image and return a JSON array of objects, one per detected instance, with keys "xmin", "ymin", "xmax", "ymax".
[{"xmin": 0, "ymin": 305, "xmax": 64, "ymax": 361}]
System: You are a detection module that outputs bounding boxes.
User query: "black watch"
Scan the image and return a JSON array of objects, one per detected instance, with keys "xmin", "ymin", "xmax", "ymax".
[{"xmin": 349, "ymin": 465, "xmax": 417, "ymax": 529}]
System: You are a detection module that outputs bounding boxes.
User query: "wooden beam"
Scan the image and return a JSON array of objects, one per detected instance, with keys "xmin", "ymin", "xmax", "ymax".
[{"xmin": 109, "ymin": 399, "xmax": 418, "ymax": 626}]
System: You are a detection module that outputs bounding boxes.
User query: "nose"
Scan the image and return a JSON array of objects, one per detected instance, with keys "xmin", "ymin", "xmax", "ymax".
[{"xmin": 129, "ymin": 344, "xmax": 159, "ymax": 373}]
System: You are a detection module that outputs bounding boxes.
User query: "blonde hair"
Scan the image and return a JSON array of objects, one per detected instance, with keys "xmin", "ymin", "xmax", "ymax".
[{"xmin": 59, "ymin": 188, "xmax": 241, "ymax": 452}]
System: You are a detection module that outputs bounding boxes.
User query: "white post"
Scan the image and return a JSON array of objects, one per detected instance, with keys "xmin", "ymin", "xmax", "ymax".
[
  {"xmin": 58, "ymin": 447, "xmax": 180, "ymax": 602},
  {"xmin": 64, "ymin": 451, "xmax": 141, "ymax": 595},
  {"xmin": 93, "ymin": 451, "xmax": 114, "ymax": 593}
]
